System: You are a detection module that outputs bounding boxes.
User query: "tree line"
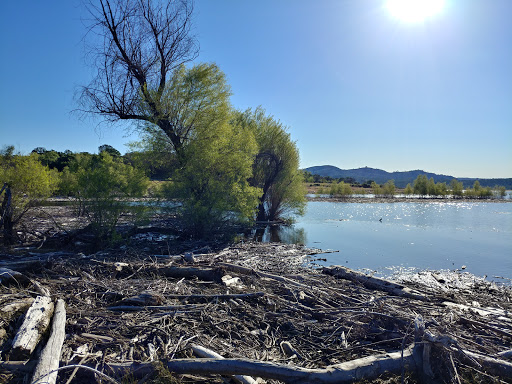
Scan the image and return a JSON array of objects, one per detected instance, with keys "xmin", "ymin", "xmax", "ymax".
[{"xmin": 317, "ymin": 173, "xmax": 507, "ymax": 199}]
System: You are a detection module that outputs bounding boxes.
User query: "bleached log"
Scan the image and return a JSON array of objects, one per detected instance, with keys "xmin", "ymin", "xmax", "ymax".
[
  {"xmin": 0, "ymin": 268, "xmax": 31, "ymax": 286},
  {"xmin": 31, "ymin": 299, "xmax": 66, "ymax": 384},
  {"xmin": 11, "ymin": 296, "xmax": 54, "ymax": 359},
  {"xmin": 322, "ymin": 266, "xmax": 428, "ymax": 301},
  {"xmin": 191, "ymin": 344, "xmax": 257, "ymax": 384},
  {"xmin": 103, "ymin": 345, "xmax": 419, "ymax": 383}
]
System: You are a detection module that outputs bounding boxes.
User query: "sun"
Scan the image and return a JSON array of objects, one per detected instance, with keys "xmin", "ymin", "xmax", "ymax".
[{"xmin": 386, "ymin": 0, "xmax": 445, "ymax": 23}]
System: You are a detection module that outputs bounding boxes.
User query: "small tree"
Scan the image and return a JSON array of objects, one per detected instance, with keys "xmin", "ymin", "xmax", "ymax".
[
  {"xmin": 72, "ymin": 153, "xmax": 149, "ymax": 240},
  {"xmin": 0, "ymin": 153, "xmax": 58, "ymax": 245},
  {"xmin": 233, "ymin": 107, "xmax": 305, "ymax": 221},
  {"xmin": 450, "ymin": 179, "xmax": 463, "ymax": 198},
  {"xmin": 371, "ymin": 181, "xmax": 382, "ymax": 197},
  {"xmin": 165, "ymin": 118, "xmax": 261, "ymax": 236},
  {"xmin": 413, "ymin": 174, "xmax": 428, "ymax": 197},
  {"xmin": 404, "ymin": 183, "xmax": 414, "ymax": 196},
  {"xmin": 382, "ymin": 180, "xmax": 396, "ymax": 198}
]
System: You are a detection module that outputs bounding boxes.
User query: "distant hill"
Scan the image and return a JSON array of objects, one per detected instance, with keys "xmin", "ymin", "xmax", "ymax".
[{"xmin": 304, "ymin": 165, "xmax": 512, "ymax": 189}]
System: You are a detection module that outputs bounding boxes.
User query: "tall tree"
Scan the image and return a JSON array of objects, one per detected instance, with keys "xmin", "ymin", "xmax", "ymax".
[
  {"xmin": 233, "ymin": 108, "xmax": 305, "ymax": 222},
  {"xmin": 79, "ymin": 0, "xmax": 198, "ymax": 150}
]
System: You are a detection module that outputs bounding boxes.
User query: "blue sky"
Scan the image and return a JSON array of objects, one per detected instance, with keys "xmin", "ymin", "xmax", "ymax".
[{"xmin": 1, "ymin": 1, "xmax": 511, "ymax": 178}]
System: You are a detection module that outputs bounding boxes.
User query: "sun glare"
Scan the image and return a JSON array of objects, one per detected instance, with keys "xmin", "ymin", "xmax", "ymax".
[{"xmin": 387, "ymin": 0, "xmax": 445, "ymax": 23}]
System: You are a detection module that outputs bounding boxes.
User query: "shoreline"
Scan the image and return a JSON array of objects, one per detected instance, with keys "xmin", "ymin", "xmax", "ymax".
[{"xmin": 307, "ymin": 195, "xmax": 512, "ymax": 203}]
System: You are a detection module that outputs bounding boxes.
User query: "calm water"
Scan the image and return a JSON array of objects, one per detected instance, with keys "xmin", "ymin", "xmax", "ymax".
[{"xmin": 256, "ymin": 201, "xmax": 512, "ymax": 281}]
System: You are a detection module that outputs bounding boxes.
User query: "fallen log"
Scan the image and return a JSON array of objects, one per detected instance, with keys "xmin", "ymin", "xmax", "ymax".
[
  {"xmin": 31, "ymin": 299, "xmax": 66, "ymax": 384},
  {"xmin": 191, "ymin": 344, "xmax": 257, "ymax": 384},
  {"xmin": 11, "ymin": 296, "xmax": 54, "ymax": 359},
  {"xmin": 455, "ymin": 347, "xmax": 512, "ymax": 379},
  {"xmin": 0, "ymin": 268, "xmax": 31, "ymax": 286},
  {"xmin": 322, "ymin": 266, "xmax": 429, "ymax": 301},
  {"xmin": 102, "ymin": 345, "xmax": 419, "ymax": 383}
]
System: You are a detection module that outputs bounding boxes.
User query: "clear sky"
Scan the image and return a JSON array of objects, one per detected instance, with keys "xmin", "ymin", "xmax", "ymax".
[{"xmin": 1, "ymin": 0, "xmax": 511, "ymax": 178}]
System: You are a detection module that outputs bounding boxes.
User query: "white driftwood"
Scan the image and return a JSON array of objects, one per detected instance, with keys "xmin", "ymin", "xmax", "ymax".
[
  {"xmin": 322, "ymin": 266, "xmax": 428, "ymax": 301},
  {"xmin": 191, "ymin": 344, "xmax": 257, "ymax": 384},
  {"xmin": 11, "ymin": 296, "xmax": 54, "ymax": 359},
  {"xmin": 31, "ymin": 299, "xmax": 66, "ymax": 384},
  {"xmin": 103, "ymin": 345, "xmax": 418, "ymax": 383}
]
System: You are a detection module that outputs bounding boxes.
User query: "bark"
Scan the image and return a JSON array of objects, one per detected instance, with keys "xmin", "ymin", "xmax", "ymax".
[
  {"xmin": 11, "ymin": 296, "xmax": 54, "ymax": 359},
  {"xmin": 102, "ymin": 345, "xmax": 419, "ymax": 383},
  {"xmin": 322, "ymin": 265, "xmax": 429, "ymax": 301},
  {"xmin": 191, "ymin": 344, "xmax": 258, "ymax": 384},
  {"xmin": 31, "ymin": 299, "xmax": 66, "ymax": 384}
]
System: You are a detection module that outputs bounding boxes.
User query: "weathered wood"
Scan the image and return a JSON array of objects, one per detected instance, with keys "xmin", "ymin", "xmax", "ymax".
[
  {"xmin": 113, "ymin": 292, "xmax": 164, "ymax": 307},
  {"xmin": 103, "ymin": 345, "xmax": 419, "ymax": 383},
  {"xmin": 11, "ymin": 296, "xmax": 54, "ymax": 359},
  {"xmin": 165, "ymin": 292, "xmax": 264, "ymax": 301},
  {"xmin": 0, "ymin": 268, "xmax": 31, "ymax": 286},
  {"xmin": 31, "ymin": 299, "xmax": 66, "ymax": 384},
  {"xmin": 191, "ymin": 344, "xmax": 257, "ymax": 384},
  {"xmin": 455, "ymin": 347, "xmax": 512, "ymax": 378},
  {"xmin": 1, "ymin": 297, "xmax": 34, "ymax": 314},
  {"xmin": 322, "ymin": 266, "xmax": 429, "ymax": 301}
]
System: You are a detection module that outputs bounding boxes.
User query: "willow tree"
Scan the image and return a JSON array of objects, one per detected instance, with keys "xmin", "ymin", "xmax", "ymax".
[
  {"xmin": 79, "ymin": 0, "xmax": 198, "ymax": 153},
  {"xmin": 233, "ymin": 108, "xmax": 305, "ymax": 222}
]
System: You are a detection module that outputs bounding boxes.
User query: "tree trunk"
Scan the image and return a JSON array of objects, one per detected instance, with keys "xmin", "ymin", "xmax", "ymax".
[
  {"xmin": 31, "ymin": 299, "xmax": 66, "ymax": 384},
  {"xmin": 0, "ymin": 184, "xmax": 14, "ymax": 245}
]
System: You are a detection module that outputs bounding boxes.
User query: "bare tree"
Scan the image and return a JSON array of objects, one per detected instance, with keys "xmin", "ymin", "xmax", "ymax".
[{"xmin": 79, "ymin": 0, "xmax": 198, "ymax": 152}]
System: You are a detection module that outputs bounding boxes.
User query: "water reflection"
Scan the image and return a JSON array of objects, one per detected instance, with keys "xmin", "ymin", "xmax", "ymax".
[{"xmin": 251, "ymin": 225, "xmax": 306, "ymax": 245}]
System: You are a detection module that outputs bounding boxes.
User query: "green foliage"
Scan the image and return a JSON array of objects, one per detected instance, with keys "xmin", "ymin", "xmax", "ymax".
[
  {"xmin": 72, "ymin": 153, "xmax": 149, "ymax": 239},
  {"xmin": 98, "ymin": 144, "xmax": 121, "ymax": 158},
  {"xmin": 413, "ymin": 174, "xmax": 428, "ymax": 196},
  {"xmin": 464, "ymin": 180, "xmax": 492, "ymax": 199},
  {"xmin": 0, "ymin": 153, "xmax": 58, "ymax": 243},
  {"xmin": 329, "ymin": 181, "xmax": 353, "ymax": 197},
  {"xmin": 233, "ymin": 107, "xmax": 306, "ymax": 221},
  {"xmin": 140, "ymin": 63, "xmax": 232, "ymax": 157},
  {"xmin": 494, "ymin": 185, "xmax": 506, "ymax": 198},
  {"xmin": 165, "ymin": 117, "xmax": 261, "ymax": 236},
  {"xmin": 371, "ymin": 181, "xmax": 382, "ymax": 197},
  {"xmin": 382, "ymin": 180, "xmax": 396, "ymax": 198},
  {"xmin": 142, "ymin": 63, "xmax": 261, "ymax": 235},
  {"xmin": 450, "ymin": 179, "xmax": 464, "ymax": 198},
  {"xmin": 404, "ymin": 183, "xmax": 414, "ymax": 196}
]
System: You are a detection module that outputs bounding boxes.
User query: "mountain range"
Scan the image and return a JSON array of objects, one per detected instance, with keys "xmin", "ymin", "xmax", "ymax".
[{"xmin": 304, "ymin": 165, "xmax": 512, "ymax": 189}]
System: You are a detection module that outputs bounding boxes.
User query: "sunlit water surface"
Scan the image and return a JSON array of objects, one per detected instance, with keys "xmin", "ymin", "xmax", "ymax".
[{"xmin": 256, "ymin": 202, "xmax": 512, "ymax": 281}]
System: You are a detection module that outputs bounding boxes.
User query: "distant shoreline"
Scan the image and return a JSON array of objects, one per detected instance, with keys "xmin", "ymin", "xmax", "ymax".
[{"xmin": 307, "ymin": 195, "xmax": 512, "ymax": 203}]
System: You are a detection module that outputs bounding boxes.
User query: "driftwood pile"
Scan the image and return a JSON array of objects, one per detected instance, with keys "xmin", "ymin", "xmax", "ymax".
[{"xmin": 0, "ymin": 242, "xmax": 511, "ymax": 383}]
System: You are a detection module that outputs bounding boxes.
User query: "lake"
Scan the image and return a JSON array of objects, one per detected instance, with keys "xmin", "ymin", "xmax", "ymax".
[{"xmin": 254, "ymin": 201, "xmax": 512, "ymax": 282}]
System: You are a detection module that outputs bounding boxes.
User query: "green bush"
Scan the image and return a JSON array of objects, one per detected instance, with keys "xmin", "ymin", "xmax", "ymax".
[
  {"xmin": 0, "ymin": 152, "xmax": 58, "ymax": 244},
  {"xmin": 72, "ymin": 153, "xmax": 149, "ymax": 240}
]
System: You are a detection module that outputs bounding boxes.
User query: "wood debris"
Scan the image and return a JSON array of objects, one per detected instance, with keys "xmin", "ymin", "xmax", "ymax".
[{"xmin": 0, "ymin": 241, "xmax": 511, "ymax": 383}]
